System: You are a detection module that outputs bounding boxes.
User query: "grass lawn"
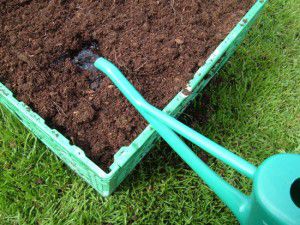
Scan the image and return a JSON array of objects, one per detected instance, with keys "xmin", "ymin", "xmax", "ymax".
[{"xmin": 0, "ymin": 1, "xmax": 299, "ymax": 224}]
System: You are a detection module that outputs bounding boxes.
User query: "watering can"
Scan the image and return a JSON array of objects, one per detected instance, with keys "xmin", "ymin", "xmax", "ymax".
[{"xmin": 93, "ymin": 57, "xmax": 300, "ymax": 224}]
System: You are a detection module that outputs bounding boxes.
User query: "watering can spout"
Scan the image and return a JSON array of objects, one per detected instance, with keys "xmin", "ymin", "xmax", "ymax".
[
  {"xmin": 93, "ymin": 58, "xmax": 300, "ymax": 224},
  {"xmin": 93, "ymin": 56, "xmax": 253, "ymax": 221}
]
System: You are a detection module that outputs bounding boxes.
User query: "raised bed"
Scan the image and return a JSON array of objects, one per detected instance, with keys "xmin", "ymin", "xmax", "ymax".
[{"xmin": 0, "ymin": 0, "xmax": 267, "ymax": 196}]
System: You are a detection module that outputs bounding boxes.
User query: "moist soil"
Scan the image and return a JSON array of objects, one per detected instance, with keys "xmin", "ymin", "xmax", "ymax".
[{"xmin": 0, "ymin": 0, "xmax": 254, "ymax": 170}]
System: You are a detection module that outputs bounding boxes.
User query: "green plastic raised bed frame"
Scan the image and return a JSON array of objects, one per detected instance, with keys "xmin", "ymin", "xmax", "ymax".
[{"xmin": 0, "ymin": 0, "xmax": 267, "ymax": 197}]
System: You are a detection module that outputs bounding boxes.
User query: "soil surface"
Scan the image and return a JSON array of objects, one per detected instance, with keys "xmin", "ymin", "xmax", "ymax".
[{"xmin": 0, "ymin": 0, "xmax": 254, "ymax": 170}]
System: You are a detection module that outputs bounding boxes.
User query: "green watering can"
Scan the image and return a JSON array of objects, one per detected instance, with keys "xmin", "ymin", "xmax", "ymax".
[{"xmin": 93, "ymin": 57, "xmax": 300, "ymax": 224}]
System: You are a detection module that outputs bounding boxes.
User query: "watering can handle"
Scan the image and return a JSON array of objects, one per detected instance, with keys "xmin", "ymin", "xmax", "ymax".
[{"xmin": 94, "ymin": 57, "xmax": 256, "ymax": 222}]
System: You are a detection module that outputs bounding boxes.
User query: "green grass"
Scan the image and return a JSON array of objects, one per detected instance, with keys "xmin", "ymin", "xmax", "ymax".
[{"xmin": 1, "ymin": 1, "xmax": 299, "ymax": 224}]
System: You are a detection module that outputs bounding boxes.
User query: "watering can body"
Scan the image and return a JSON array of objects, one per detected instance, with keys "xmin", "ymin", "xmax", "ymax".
[{"xmin": 244, "ymin": 154, "xmax": 300, "ymax": 225}]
